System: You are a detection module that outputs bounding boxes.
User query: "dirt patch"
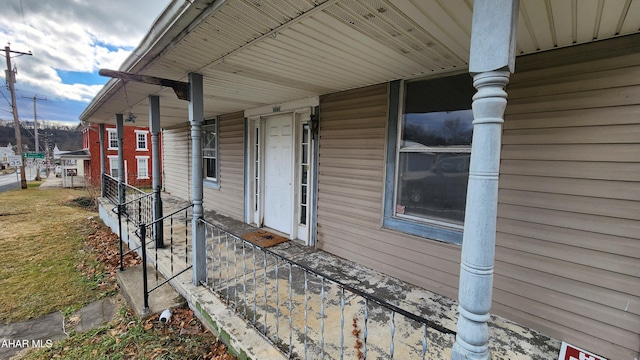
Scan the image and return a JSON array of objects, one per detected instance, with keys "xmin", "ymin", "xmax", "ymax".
[
  {"xmin": 68, "ymin": 196, "xmax": 98, "ymax": 211},
  {"xmin": 0, "ymin": 212, "xmax": 28, "ymax": 216}
]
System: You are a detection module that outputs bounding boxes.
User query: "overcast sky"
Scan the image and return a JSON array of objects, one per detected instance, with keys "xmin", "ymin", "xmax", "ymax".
[{"xmin": 0, "ymin": 0, "xmax": 171, "ymax": 125}]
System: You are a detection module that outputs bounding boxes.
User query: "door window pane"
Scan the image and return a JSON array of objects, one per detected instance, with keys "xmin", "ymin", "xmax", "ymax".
[{"xmin": 202, "ymin": 120, "xmax": 218, "ymax": 181}]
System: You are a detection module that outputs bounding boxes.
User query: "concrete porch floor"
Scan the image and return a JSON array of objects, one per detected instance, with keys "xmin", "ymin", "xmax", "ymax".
[{"xmin": 98, "ymin": 193, "xmax": 561, "ymax": 360}]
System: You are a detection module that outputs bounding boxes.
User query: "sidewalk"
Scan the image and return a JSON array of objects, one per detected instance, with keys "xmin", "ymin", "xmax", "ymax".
[
  {"xmin": 0, "ymin": 297, "xmax": 117, "ymax": 360},
  {"xmin": 38, "ymin": 175, "xmax": 62, "ymax": 189}
]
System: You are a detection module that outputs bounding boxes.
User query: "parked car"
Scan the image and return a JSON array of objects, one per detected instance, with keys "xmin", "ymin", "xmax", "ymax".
[{"xmin": 399, "ymin": 153, "xmax": 470, "ymax": 220}]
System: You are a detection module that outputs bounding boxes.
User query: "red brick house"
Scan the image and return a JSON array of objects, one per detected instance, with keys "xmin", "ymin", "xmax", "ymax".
[{"xmin": 81, "ymin": 123, "xmax": 161, "ymax": 188}]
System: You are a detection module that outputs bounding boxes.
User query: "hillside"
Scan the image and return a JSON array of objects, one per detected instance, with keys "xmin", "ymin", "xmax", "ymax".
[{"xmin": 0, "ymin": 120, "xmax": 81, "ymax": 152}]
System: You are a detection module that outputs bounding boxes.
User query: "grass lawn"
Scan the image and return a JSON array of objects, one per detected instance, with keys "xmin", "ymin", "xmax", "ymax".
[
  {"xmin": 20, "ymin": 306, "xmax": 234, "ymax": 360},
  {"xmin": 0, "ymin": 184, "xmax": 108, "ymax": 323},
  {"xmin": 3, "ymin": 183, "xmax": 236, "ymax": 359}
]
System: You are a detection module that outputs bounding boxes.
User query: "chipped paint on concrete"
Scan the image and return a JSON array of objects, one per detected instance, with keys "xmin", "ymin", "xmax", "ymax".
[{"xmin": 100, "ymin": 194, "xmax": 562, "ymax": 359}]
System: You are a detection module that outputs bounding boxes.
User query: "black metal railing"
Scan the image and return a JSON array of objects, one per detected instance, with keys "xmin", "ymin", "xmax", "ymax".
[
  {"xmin": 200, "ymin": 219, "xmax": 456, "ymax": 359},
  {"xmin": 138, "ymin": 204, "xmax": 193, "ymax": 311},
  {"xmin": 102, "ymin": 173, "xmax": 119, "ymax": 204},
  {"xmin": 111, "ymin": 192, "xmax": 155, "ymax": 270}
]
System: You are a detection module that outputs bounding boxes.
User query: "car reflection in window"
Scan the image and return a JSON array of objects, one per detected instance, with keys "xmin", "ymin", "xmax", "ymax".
[{"xmin": 399, "ymin": 153, "xmax": 470, "ymax": 223}]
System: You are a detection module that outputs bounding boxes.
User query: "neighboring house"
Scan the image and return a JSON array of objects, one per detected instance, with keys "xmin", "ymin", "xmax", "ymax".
[
  {"xmin": 80, "ymin": 123, "xmax": 161, "ymax": 188},
  {"xmin": 0, "ymin": 143, "xmax": 15, "ymax": 169},
  {"xmin": 54, "ymin": 143, "xmax": 91, "ymax": 187},
  {"xmin": 58, "ymin": 149, "xmax": 90, "ymax": 188},
  {"xmin": 79, "ymin": 1, "xmax": 640, "ymax": 359}
]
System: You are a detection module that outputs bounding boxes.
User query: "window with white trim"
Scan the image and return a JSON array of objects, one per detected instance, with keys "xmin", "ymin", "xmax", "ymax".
[
  {"xmin": 384, "ymin": 73, "xmax": 475, "ymax": 244},
  {"xmin": 298, "ymin": 123, "xmax": 310, "ymax": 226},
  {"xmin": 107, "ymin": 129, "xmax": 118, "ymax": 149},
  {"xmin": 136, "ymin": 156, "xmax": 149, "ymax": 179},
  {"xmin": 202, "ymin": 119, "xmax": 218, "ymax": 183},
  {"xmin": 108, "ymin": 156, "xmax": 119, "ymax": 177},
  {"xmin": 135, "ymin": 130, "xmax": 148, "ymax": 150}
]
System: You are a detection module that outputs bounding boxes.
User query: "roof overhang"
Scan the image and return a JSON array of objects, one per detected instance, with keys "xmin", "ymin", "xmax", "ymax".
[
  {"xmin": 80, "ymin": 0, "xmax": 640, "ymax": 128},
  {"xmin": 59, "ymin": 149, "xmax": 91, "ymax": 160}
]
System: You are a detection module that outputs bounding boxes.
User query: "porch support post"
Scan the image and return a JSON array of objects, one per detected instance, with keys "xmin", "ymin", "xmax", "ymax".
[
  {"xmin": 149, "ymin": 95, "xmax": 164, "ymax": 248},
  {"xmin": 116, "ymin": 114, "xmax": 125, "ymax": 205},
  {"xmin": 189, "ymin": 72, "xmax": 206, "ymax": 285},
  {"xmin": 99, "ymin": 123, "xmax": 106, "ymax": 196},
  {"xmin": 451, "ymin": 1, "xmax": 518, "ymax": 359}
]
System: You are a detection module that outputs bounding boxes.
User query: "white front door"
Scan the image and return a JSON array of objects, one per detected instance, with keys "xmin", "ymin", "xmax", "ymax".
[{"xmin": 263, "ymin": 114, "xmax": 293, "ymax": 235}]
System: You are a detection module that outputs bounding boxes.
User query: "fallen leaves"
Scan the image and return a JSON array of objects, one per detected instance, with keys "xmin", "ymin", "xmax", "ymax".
[
  {"xmin": 74, "ymin": 217, "xmax": 142, "ymax": 296},
  {"xmin": 85, "ymin": 217, "xmax": 142, "ymax": 274},
  {"xmin": 76, "ymin": 217, "xmax": 235, "ymax": 360},
  {"xmin": 106, "ymin": 307, "xmax": 236, "ymax": 360}
]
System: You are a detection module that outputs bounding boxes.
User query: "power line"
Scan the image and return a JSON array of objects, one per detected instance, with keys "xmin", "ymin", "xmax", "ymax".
[
  {"xmin": 19, "ymin": 0, "xmax": 31, "ymax": 51},
  {"xmin": 0, "ymin": 88, "xmax": 12, "ymax": 107}
]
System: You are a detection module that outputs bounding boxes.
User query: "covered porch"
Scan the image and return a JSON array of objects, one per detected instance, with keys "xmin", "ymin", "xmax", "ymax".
[
  {"xmin": 97, "ymin": 183, "xmax": 559, "ymax": 359},
  {"xmin": 80, "ymin": 0, "xmax": 640, "ymax": 359}
]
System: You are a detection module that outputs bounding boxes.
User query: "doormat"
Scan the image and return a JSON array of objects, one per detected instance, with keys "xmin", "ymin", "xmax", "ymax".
[{"xmin": 241, "ymin": 230, "xmax": 289, "ymax": 248}]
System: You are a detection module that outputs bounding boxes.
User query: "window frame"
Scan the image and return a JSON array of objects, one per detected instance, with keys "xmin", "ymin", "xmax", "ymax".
[
  {"xmin": 383, "ymin": 78, "xmax": 473, "ymax": 245},
  {"xmin": 135, "ymin": 130, "xmax": 148, "ymax": 151},
  {"xmin": 202, "ymin": 118, "xmax": 219, "ymax": 187},
  {"xmin": 107, "ymin": 129, "xmax": 118, "ymax": 150},
  {"xmin": 136, "ymin": 156, "xmax": 149, "ymax": 179},
  {"xmin": 107, "ymin": 155, "xmax": 119, "ymax": 177}
]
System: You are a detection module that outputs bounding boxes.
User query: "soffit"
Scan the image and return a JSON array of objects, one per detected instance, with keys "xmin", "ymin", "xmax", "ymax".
[{"xmin": 81, "ymin": 0, "xmax": 640, "ymax": 127}]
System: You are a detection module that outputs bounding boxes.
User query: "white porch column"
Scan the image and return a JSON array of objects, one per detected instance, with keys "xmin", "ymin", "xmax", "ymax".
[
  {"xmin": 99, "ymin": 123, "xmax": 106, "ymax": 196},
  {"xmin": 149, "ymin": 95, "xmax": 164, "ymax": 247},
  {"xmin": 189, "ymin": 72, "xmax": 206, "ymax": 285},
  {"xmin": 116, "ymin": 114, "xmax": 125, "ymax": 204},
  {"xmin": 451, "ymin": 1, "xmax": 519, "ymax": 359}
]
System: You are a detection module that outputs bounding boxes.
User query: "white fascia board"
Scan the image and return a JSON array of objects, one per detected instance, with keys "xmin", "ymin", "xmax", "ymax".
[{"xmin": 244, "ymin": 96, "xmax": 319, "ymax": 118}]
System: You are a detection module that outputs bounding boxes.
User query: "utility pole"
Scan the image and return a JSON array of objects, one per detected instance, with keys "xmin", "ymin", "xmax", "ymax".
[
  {"xmin": 43, "ymin": 132, "xmax": 51, "ymax": 177},
  {"xmin": 4, "ymin": 44, "xmax": 32, "ymax": 189},
  {"xmin": 23, "ymin": 95, "xmax": 46, "ymax": 181}
]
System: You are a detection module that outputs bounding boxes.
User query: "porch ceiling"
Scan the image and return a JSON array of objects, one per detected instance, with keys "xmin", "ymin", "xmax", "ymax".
[{"xmin": 80, "ymin": 0, "xmax": 640, "ymax": 128}]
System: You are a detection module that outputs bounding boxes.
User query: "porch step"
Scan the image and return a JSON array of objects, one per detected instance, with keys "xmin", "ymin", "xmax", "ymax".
[{"xmin": 116, "ymin": 264, "xmax": 186, "ymax": 318}]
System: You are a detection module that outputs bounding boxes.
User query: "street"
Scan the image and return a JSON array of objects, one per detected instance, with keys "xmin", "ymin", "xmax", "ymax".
[
  {"xmin": 0, "ymin": 172, "xmax": 19, "ymax": 193},
  {"xmin": 0, "ymin": 166, "xmax": 45, "ymax": 193}
]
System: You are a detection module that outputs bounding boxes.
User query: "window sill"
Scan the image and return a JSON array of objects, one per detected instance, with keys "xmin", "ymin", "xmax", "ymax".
[
  {"xmin": 382, "ymin": 216, "xmax": 462, "ymax": 245},
  {"xmin": 107, "ymin": 147, "xmax": 118, "ymax": 150},
  {"xmin": 136, "ymin": 148, "xmax": 149, "ymax": 151},
  {"xmin": 137, "ymin": 176, "xmax": 150, "ymax": 180},
  {"xmin": 203, "ymin": 179, "xmax": 220, "ymax": 190}
]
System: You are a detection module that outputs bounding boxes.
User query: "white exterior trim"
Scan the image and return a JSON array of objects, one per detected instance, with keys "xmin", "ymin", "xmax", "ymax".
[
  {"xmin": 107, "ymin": 128, "xmax": 118, "ymax": 150},
  {"xmin": 245, "ymin": 105, "xmax": 315, "ymax": 244},
  {"xmin": 136, "ymin": 155, "xmax": 150, "ymax": 179},
  {"xmin": 134, "ymin": 129, "xmax": 149, "ymax": 151},
  {"xmin": 244, "ymin": 96, "xmax": 319, "ymax": 118},
  {"xmin": 107, "ymin": 155, "xmax": 119, "ymax": 176}
]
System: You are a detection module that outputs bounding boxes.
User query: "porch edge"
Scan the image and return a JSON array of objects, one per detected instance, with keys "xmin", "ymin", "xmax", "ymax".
[{"xmin": 98, "ymin": 198, "xmax": 287, "ymax": 360}]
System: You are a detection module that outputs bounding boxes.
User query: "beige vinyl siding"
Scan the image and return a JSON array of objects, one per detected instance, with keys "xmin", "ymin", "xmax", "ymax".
[
  {"xmin": 162, "ymin": 125, "xmax": 191, "ymax": 201},
  {"xmin": 203, "ymin": 111, "xmax": 245, "ymax": 220},
  {"xmin": 497, "ymin": 36, "xmax": 640, "ymax": 359},
  {"xmin": 316, "ymin": 83, "xmax": 461, "ymax": 300}
]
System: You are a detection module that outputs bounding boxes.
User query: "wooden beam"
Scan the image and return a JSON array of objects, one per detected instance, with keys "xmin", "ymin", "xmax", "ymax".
[{"xmin": 98, "ymin": 69, "xmax": 190, "ymax": 101}]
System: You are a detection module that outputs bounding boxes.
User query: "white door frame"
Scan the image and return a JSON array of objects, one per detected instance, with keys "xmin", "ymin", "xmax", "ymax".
[{"xmin": 244, "ymin": 97, "xmax": 318, "ymax": 244}]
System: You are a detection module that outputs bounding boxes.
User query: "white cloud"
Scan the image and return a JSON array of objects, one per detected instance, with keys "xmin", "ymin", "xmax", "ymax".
[{"xmin": 0, "ymin": 0, "xmax": 170, "ymax": 108}]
